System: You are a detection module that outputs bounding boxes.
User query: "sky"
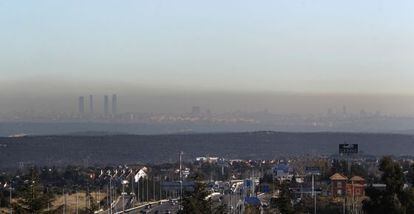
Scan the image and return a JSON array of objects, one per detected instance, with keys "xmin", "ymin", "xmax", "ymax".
[{"xmin": 0, "ymin": 0, "xmax": 414, "ymax": 114}]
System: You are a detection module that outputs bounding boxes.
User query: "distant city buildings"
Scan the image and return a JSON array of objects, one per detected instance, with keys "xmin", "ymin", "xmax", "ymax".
[
  {"xmin": 76, "ymin": 94, "xmax": 118, "ymax": 118},
  {"xmin": 89, "ymin": 95, "xmax": 94, "ymax": 114},
  {"xmin": 112, "ymin": 94, "xmax": 117, "ymax": 116},
  {"xmin": 1, "ymin": 100, "xmax": 410, "ymax": 135},
  {"xmin": 78, "ymin": 96, "xmax": 85, "ymax": 115},
  {"xmin": 191, "ymin": 106, "xmax": 201, "ymax": 116},
  {"xmin": 104, "ymin": 95, "xmax": 109, "ymax": 117}
]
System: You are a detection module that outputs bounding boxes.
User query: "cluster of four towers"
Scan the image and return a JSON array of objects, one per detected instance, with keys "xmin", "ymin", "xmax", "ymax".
[{"xmin": 78, "ymin": 94, "xmax": 117, "ymax": 116}]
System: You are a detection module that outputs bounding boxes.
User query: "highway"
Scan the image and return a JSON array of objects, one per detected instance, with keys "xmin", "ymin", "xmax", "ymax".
[
  {"xmin": 106, "ymin": 180, "xmax": 248, "ymax": 214},
  {"xmin": 222, "ymin": 191, "xmax": 243, "ymax": 213},
  {"xmin": 111, "ymin": 194, "xmax": 134, "ymax": 213},
  {"xmin": 224, "ymin": 181, "xmax": 244, "ymax": 213},
  {"xmin": 124, "ymin": 200, "xmax": 179, "ymax": 214}
]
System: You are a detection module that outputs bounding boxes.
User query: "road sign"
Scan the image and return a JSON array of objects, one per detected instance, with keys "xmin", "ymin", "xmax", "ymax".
[
  {"xmin": 262, "ymin": 185, "xmax": 270, "ymax": 193},
  {"xmin": 339, "ymin": 144, "xmax": 358, "ymax": 154},
  {"xmin": 244, "ymin": 180, "xmax": 252, "ymax": 188}
]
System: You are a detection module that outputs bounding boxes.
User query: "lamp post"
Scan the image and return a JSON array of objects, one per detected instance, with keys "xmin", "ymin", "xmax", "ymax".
[
  {"xmin": 130, "ymin": 173, "xmax": 135, "ymax": 207},
  {"xmin": 305, "ymin": 167, "xmax": 320, "ymax": 214},
  {"xmin": 76, "ymin": 190, "xmax": 79, "ymax": 214},
  {"xmin": 9, "ymin": 182, "xmax": 12, "ymax": 214},
  {"xmin": 146, "ymin": 178, "xmax": 149, "ymax": 202},
  {"xmin": 122, "ymin": 180, "xmax": 129, "ymax": 213},
  {"xmin": 179, "ymin": 151, "xmax": 184, "ymax": 211},
  {"xmin": 312, "ymin": 174, "xmax": 316, "ymax": 214},
  {"xmin": 109, "ymin": 178, "xmax": 113, "ymax": 214},
  {"xmin": 159, "ymin": 176, "xmax": 162, "ymax": 201},
  {"xmin": 63, "ymin": 188, "xmax": 67, "ymax": 214}
]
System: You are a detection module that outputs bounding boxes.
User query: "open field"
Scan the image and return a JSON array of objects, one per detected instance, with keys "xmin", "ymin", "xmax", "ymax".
[{"xmin": 51, "ymin": 191, "xmax": 107, "ymax": 212}]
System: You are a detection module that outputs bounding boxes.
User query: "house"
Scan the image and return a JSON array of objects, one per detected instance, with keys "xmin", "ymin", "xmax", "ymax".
[
  {"xmin": 346, "ymin": 176, "xmax": 365, "ymax": 197},
  {"xmin": 273, "ymin": 163, "xmax": 294, "ymax": 181},
  {"xmin": 330, "ymin": 173, "xmax": 348, "ymax": 197},
  {"xmin": 330, "ymin": 173, "xmax": 366, "ymax": 197},
  {"xmin": 134, "ymin": 167, "xmax": 148, "ymax": 182}
]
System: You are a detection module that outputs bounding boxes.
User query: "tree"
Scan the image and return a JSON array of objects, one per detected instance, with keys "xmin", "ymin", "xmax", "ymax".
[
  {"xmin": 0, "ymin": 189, "xmax": 9, "ymax": 208},
  {"xmin": 15, "ymin": 169, "xmax": 54, "ymax": 213},
  {"xmin": 276, "ymin": 182, "xmax": 294, "ymax": 214},
  {"xmin": 380, "ymin": 157, "xmax": 405, "ymax": 195},
  {"xmin": 179, "ymin": 172, "xmax": 227, "ymax": 214},
  {"xmin": 363, "ymin": 156, "xmax": 407, "ymax": 214},
  {"xmin": 179, "ymin": 180, "xmax": 212, "ymax": 214}
]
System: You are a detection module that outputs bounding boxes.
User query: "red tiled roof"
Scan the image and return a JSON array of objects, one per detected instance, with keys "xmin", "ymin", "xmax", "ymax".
[
  {"xmin": 350, "ymin": 176, "xmax": 365, "ymax": 182},
  {"xmin": 330, "ymin": 173, "xmax": 348, "ymax": 181}
]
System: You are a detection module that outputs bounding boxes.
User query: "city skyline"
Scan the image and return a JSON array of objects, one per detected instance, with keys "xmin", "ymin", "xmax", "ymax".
[
  {"xmin": 1, "ymin": 1, "xmax": 414, "ymax": 118},
  {"xmin": 2, "ymin": 92, "xmax": 414, "ymax": 116},
  {"xmin": 1, "ymin": 2, "xmax": 413, "ymax": 214},
  {"xmin": 77, "ymin": 94, "xmax": 118, "ymax": 116}
]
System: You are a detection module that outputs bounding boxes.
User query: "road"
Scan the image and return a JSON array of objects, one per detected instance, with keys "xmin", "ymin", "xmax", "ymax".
[
  {"xmin": 126, "ymin": 201, "xmax": 179, "ymax": 214},
  {"xmin": 112, "ymin": 195, "xmax": 134, "ymax": 213},
  {"xmin": 222, "ymin": 192, "xmax": 243, "ymax": 214},
  {"xmin": 220, "ymin": 181, "xmax": 244, "ymax": 214}
]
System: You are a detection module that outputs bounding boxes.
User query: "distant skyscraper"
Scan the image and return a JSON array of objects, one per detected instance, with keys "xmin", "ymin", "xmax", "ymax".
[
  {"xmin": 104, "ymin": 95, "xmax": 109, "ymax": 117},
  {"xmin": 206, "ymin": 109, "xmax": 212, "ymax": 117},
  {"xmin": 191, "ymin": 106, "xmax": 201, "ymax": 116},
  {"xmin": 112, "ymin": 94, "xmax": 117, "ymax": 115},
  {"xmin": 78, "ymin": 96, "xmax": 85, "ymax": 115},
  {"xmin": 89, "ymin": 95, "xmax": 94, "ymax": 114}
]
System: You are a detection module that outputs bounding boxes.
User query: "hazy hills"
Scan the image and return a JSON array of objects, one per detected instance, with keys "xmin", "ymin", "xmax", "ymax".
[{"xmin": 1, "ymin": 132, "xmax": 414, "ymax": 169}]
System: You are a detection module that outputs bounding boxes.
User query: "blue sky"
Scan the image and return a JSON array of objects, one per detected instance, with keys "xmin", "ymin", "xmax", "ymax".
[{"xmin": 0, "ymin": 0, "xmax": 413, "ymax": 94}]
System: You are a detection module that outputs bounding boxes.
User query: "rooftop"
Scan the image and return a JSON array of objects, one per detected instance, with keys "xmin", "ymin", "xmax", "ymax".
[
  {"xmin": 350, "ymin": 176, "xmax": 365, "ymax": 182},
  {"xmin": 330, "ymin": 173, "xmax": 348, "ymax": 181}
]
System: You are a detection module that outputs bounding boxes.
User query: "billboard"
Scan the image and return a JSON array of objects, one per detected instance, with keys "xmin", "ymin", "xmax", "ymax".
[{"xmin": 339, "ymin": 144, "xmax": 358, "ymax": 154}]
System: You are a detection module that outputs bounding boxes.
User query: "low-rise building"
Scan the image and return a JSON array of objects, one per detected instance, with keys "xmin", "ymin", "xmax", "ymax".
[
  {"xmin": 330, "ymin": 173, "xmax": 366, "ymax": 197},
  {"xmin": 330, "ymin": 173, "xmax": 348, "ymax": 197},
  {"xmin": 346, "ymin": 176, "xmax": 365, "ymax": 197},
  {"xmin": 273, "ymin": 163, "xmax": 294, "ymax": 181}
]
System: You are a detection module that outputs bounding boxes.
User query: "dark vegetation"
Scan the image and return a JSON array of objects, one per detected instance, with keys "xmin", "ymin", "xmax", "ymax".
[{"xmin": 1, "ymin": 132, "xmax": 414, "ymax": 169}]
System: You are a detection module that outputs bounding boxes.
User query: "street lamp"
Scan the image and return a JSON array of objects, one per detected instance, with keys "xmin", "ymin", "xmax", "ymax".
[
  {"xmin": 179, "ymin": 151, "xmax": 184, "ymax": 211},
  {"xmin": 109, "ymin": 177, "xmax": 113, "ymax": 214},
  {"xmin": 8, "ymin": 182, "xmax": 13, "ymax": 214},
  {"xmin": 305, "ymin": 167, "xmax": 321, "ymax": 214},
  {"xmin": 122, "ymin": 180, "xmax": 129, "ymax": 213}
]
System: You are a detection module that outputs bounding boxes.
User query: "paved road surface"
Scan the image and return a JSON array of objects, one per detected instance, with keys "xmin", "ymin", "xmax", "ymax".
[
  {"xmin": 126, "ymin": 201, "xmax": 179, "ymax": 214},
  {"xmin": 112, "ymin": 195, "xmax": 134, "ymax": 213}
]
